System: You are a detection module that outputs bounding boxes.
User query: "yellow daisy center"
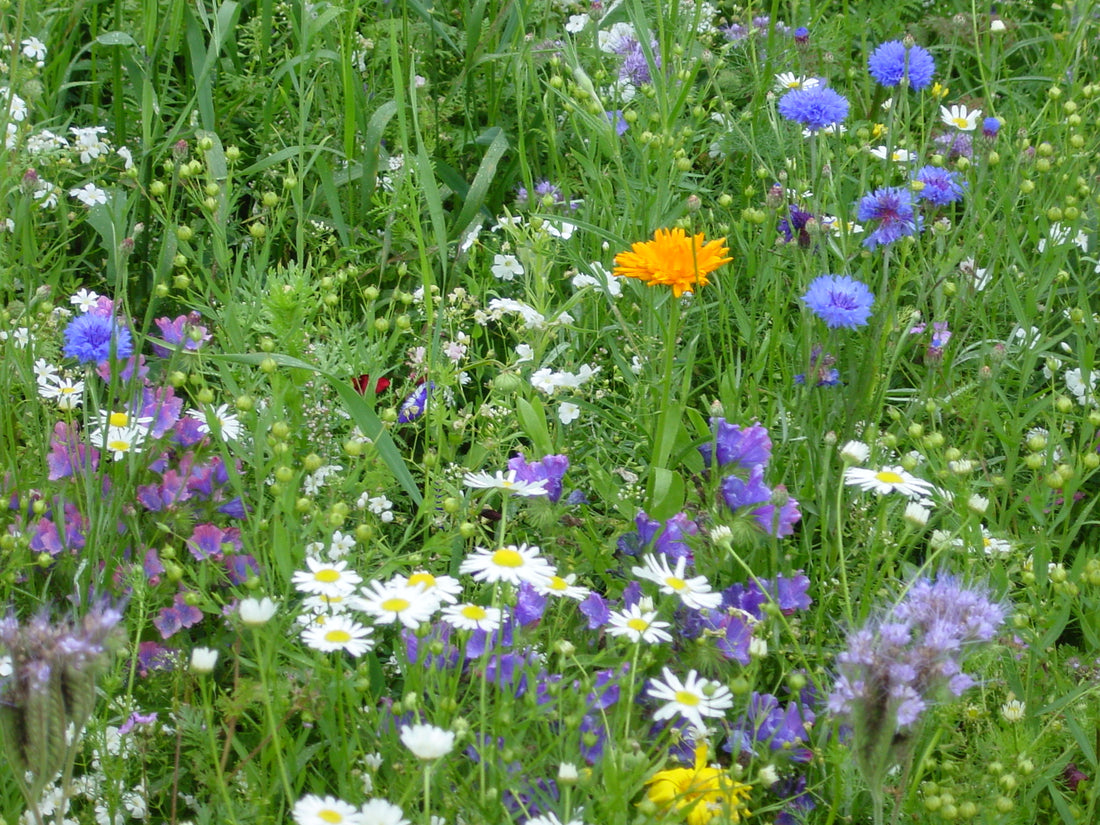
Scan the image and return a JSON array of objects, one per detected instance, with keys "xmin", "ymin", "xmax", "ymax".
[
  {"xmin": 107, "ymin": 439, "xmax": 131, "ymax": 452},
  {"xmin": 315, "ymin": 569, "xmax": 341, "ymax": 583},
  {"xmin": 674, "ymin": 690, "xmax": 701, "ymax": 707},
  {"xmin": 408, "ymin": 572, "xmax": 437, "ymax": 588},
  {"xmin": 664, "ymin": 576, "xmax": 687, "ymax": 591},
  {"xmin": 626, "ymin": 617, "xmax": 650, "ymax": 632},
  {"xmin": 492, "ymin": 548, "xmax": 524, "ymax": 568},
  {"xmin": 548, "ymin": 576, "xmax": 568, "ymax": 591},
  {"xmin": 325, "ymin": 629, "xmax": 352, "ymax": 643},
  {"xmin": 319, "ymin": 811, "xmax": 344, "ymax": 824},
  {"xmin": 461, "ymin": 605, "xmax": 488, "ymax": 620},
  {"xmin": 60, "ymin": 385, "xmax": 77, "ymax": 394},
  {"xmin": 109, "ymin": 411, "xmax": 129, "ymax": 427},
  {"xmin": 875, "ymin": 470, "xmax": 906, "ymax": 485},
  {"xmin": 952, "ymin": 117, "xmax": 969, "ymax": 128},
  {"xmin": 382, "ymin": 597, "xmax": 410, "ymax": 613}
]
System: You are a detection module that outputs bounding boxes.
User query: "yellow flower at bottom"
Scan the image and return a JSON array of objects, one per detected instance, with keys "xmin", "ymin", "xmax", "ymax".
[
  {"xmin": 645, "ymin": 745, "xmax": 752, "ymax": 825},
  {"xmin": 613, "ymin": 228, "xmax": 732, "ymax": 297}
]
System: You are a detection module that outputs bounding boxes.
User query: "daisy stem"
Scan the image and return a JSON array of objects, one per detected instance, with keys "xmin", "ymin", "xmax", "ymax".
[
  {"xmin": 834, "ymin": 466, "xmax": 854, "ymax": 626},
  {"xmin": 253, "ymin": 627, "xmax": 295, "ymax": 806},
  {"xmin": 622, "ymin": 642, "xmax": 642, "ymax": 741}
]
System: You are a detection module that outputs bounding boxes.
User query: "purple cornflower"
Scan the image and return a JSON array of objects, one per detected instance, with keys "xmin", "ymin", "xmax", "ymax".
[
  {"xmin": 828, "ymin": 575, "xmax": 1006, "ymax": 788},
  {"xmin": 508, "ymin": 452, "xmax": 569, "ymax": 503},
  {"xmin": 777, "ymin": 85, "xmax": 850, "ymax": 132},
  {"xmin": 62, "ymin": 312, "xmax": 133, "ymax": 364},
  {"xmin": 867, "ymin": 40, "xmax": 935, "ymax": 90},
  {"xmin": 793, "ymin": 26, "xmax": 809, "ymax": 44},
  {"xmin": 801, "ymin": 274, "xmax": 875, "ymax": 328},
  {"xmin": 982, "ymin": 116, "xmax": 1001, "ymax": 138},
  {"xmin": 794, "ymin": 345, "xmax": 840, "ymax": 386},
  {"xmin": 777, "ymin": 206, "xmax": 815, "ymax": 247},
  {"xmin": 913, "ymin": 165, "xmax": 967, "ymax": 206},
  {"xmin": 856, "ymin": 187, "xmax": 921, "ymax": 249},
  {"xmin": 699, "ymin": 419, "xmax": 772, "ymax": 470}
]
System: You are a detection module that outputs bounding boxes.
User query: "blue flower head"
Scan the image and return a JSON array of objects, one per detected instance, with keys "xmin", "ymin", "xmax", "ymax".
[
  {"xmin": 801, "ymin": 274, "xmax": 875, "ymax": 328},
  {"xmin": 63, "ymin": 312, "xmax": 134, "ymax": 364},
  {"xmin": 856, "ymin": 187, "xmax": 922, "ymax": 249},
  {"xmin": 397, "ymin": 381, "xmax": 433, "ymax": 423},
  {"xmin": 777, "ymin": 85, "xmax": 849, "ymax": 132},
  {"xmin": 982, "ymin": 116, "xmax": 1001, "ymax": 138},
  {"xmin": 867, "ymin": 40, "xmax": 935, "ymax": 90},
  {"xmin": 913, "ymin": 165, "xmax": 967, "ymax": 207}
]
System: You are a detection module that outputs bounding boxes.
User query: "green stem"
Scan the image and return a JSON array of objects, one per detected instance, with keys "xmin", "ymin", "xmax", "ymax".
[{"xmin": 253, "ymin": 628, "xmax": 295, "ymax": 806}]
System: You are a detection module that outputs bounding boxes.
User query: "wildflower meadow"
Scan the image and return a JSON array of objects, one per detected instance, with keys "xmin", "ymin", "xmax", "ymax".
[{"xmin": 3, "ymin": 0, "xmax": 1100, "ymax": 822}]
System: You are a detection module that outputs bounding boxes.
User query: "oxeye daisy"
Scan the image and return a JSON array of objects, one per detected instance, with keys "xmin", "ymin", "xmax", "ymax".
[
  {"xmin": 187, "ymin": 404, "xmax": 242, "ymax": 442},
  {"xmin": 646, "ymin": 667, "xmax": 734, "ymax": 733},
  {"xmin": 292, "ymin": 794, "xmax": 362, "ymax": 825},
  {"xmin": 358, "ymin": 800, "xmax": 409, "ymax": 825},
  {"xmin": 843, "ymin": 465, "xmax": 936, "ymax": 498},
  {"xmin": 300, "ymin": 614, "xmax": 375, "ymax": 657},
  {"xmin": 605, "ymin": 604, "xmax": 673, "ymax": 644},
  {"xmin": 940, "ymin": 103, "xmax": 981, "ymax": 131},
  {"xmin": 392, "ymin": 571, "xmax": 462, "ymax": 607},
  {"xmin": 462, "ymin": 469, "xmax": 549, "ymax": 497},
  {"xmin": 356, "ymin": 581, "xmax": 438, "ymax": 629},
  {"xmin": 773, "ymin": 72, "xmax": 819, "ymax": 91},
  {"xmin": 292, "ymin": 557, "xmax": 363, "ymax": 598},
  {"xmin": 536, "ymin": 573, "xmax": 591, "ymax": 601},
  {"xmin": 459, "ymin": 543, "xmax": 556, "ymax": 587},
  {"xmin": 612, "ymin": 228, "xmax": 732, "ymax": 297},
  {"xmin": 631, "ymin": 555, "xmax": 722, "ymax": 611},
  {"xmin": 441, "ymin": 602, "xmax": 504, "ymax": 632}
]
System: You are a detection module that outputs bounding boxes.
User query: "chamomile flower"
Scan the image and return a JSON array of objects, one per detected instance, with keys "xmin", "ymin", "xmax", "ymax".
[
  {"xmin": 605, "ymin": 604, "xmax": 673, "ymax": 644},
  {"xmin": 356, "ymin": 581, "xmax": 438, "ymax": 629},
  {"xmin": 441, "ymin": 602, "xmax": 503, "ymax": 632},
  {"xmin": 292, "ymin": 794, "xmax": 362, "ymax": 825},
  {"xmin": 187, "ymin": 404, "xmax": 241, "ymax": 442},
  {"xmin": 940, "ymin": 103, "xmax": 981, "ymax": 131},
  {"xmin": 38, "ymin": 375, "xmax": 85, "ymax": 409},
  {"xmin": 537, "ymin": 573, "xmax": 590, "ymax": 601},
  {"xmin": 392, "ymin": 571, "xmax": 462, "ymax": 607},
  {"xmin": 300, "ymin": 614, "xmax": 375, "ymax": 656},
  {"xmin": 463, "ymin": 469, "xmax": 549, "ymax": 497},
  {"xmin": 843, "ymin": 466, "xmax": 936, "ymax": 499},
  {"xmin": 646, "ymin": 667, "xmax": 734, "ymax": 733},
  {"xmin": 773, "ymin": 72, "xmax": 819, "ymax": 91},
  {"xmin": 459, "ymin": 543, "xmax": 556, "ymax": 587},
  {"xmin": 631, "ymin": 554, "xmax": 722, "ymax": 611},
  {"xmin": 292, "ymin": 557, "xmax": 363, "ymax": 598}
]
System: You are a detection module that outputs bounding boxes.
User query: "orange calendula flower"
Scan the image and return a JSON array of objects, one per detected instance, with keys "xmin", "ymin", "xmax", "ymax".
[
  {"xmin": 613, "ymin": 228, "xmax": 732, "ymax": 297},
  {"xmin": 645, "ymin": 744, "xmax": 752, "ymax": 825}
]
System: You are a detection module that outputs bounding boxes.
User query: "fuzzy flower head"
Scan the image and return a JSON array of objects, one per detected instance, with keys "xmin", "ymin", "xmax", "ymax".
[
  {"xmin": 913, "ymin": 166, "xmax": 967, "ymax": 207},
  {"xmin": 856, "ymin": 187, "xmax": 921, "ymax": 249},
  {"xmin": 867, "ymin": 40, "xmax": 935, "ymax": 90},
  {"xmin": 777, "ymin": 85, "xmax": 850, "ymax": 132},
  {"xmin": 645, "ymin": 744, "xmax": 752, "ymax": 825},
  {"xmin": 801, "ymin": 275, "xmax": 875, "ymax": 329},
  {"xmin": 613, "ymin": 228, "xmax": 732, "ymax": 297},
  {"xmin": 62, "ymin": 313, "xmax": 133, "ymax": 364}
]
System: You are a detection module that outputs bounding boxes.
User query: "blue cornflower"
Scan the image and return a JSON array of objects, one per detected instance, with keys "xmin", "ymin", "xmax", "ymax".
[
  {"xmin": 62, "ymin": 312, "xmax": 133, "ymax": 364},
  {"xmin": 856, "ymin": 187, "xmax": 922, "ymax": 248},
  {"xmin": 801, "ymin": 274, "xmax": 875, "ymax": 328},
  {"xmin": 867, "ymin": 40, "xmax": 935, "ymax": 90},
  {"xmin": 913, "ymin": 165, "xmax": 967, "ymax": 206},
  {"xmin": 397, "ymin": 381, "xmax": 432, "ymax": 423},
  {"xmin": 982, "ymin": 116, "xmax": 1001, "ymax": 138},
  {"xmin": 793, "ymin": 26, "xmax": 810, "ymax": 44},
  {"xmin": 777, "ymin": 85, "xmax": 850, "ymax": 132},
  {"xmin": 699, "ymin": 418, "xmax": 772, "ymax": 470}
]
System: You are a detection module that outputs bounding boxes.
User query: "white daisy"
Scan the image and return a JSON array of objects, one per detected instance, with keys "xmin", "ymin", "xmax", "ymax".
[
  {"xmin": 869, "ymin": 145, "xmax": 914, "ymax": 162},
  {"xmin": 356, "ymin": 581, "xmax": 438, "ymax": 629},
  {"xmin": 38, "ymin": 375, "xmax": 85, "ymax": 410},
  {"xmin": 940, "ymin": 103, "xmax": 981, "ymax": 131},
  {"xmin": 300, "ymin": 614, "xmax": 375, "ymax": 657},
  {"xmin": 440, "ymin": 602, "xmax": 503, "ymax": 632},
  {"xmin": 631, "ymin": 554, "xmax": 722, "ymax": 611},
  {"xmin": 393, "ymin": 571, "xmax": 462, "ymax": 607},
  {"xmin": 646, "ymin": 667, "xmax": 734, "ymax": 733},
  {"xmin": 605, "ymin": 604, "xmax": 673, "ymax": 644},
  {"xmin": 979, "ymin": 527, "xmax": 1012, "ymax": 556},
  {"xmin": 187, "ymin": 404, "xmax": 241, "ymax": 441},
  {"xmin": 773, "ymin": 72, "xmax": 819, "ymax": 91},
  {"xmin": 839, "ymin": 440, "xmax": 871, "ymax": 464},
  {"xmin": 537, "ymin": 573, "xmax": 590, "ymax": 601},
  {"xmin": 358, "ymin": 799, "xmax": 409, "ymax": 825},
  {"xmin": 292, "ymin": 557, "xmax": 363, "ymax": 598},
  {"xmin": 462, "ymin": 469, "xmax": 548, "ymax": 497},
  {"xmin": 843, "ymin": 466, "xmax": 936, "ymax": 498},
  {"xmin": 399, "ymin": 723, "xmax": 456, "ymax": 760},
  {"xmin": 292, "ymin": 794, "xmax": 362, "ymax": 825},
  {"xmin": 459, "ymin": 543, "xmax": 556, "ymax": 587}
]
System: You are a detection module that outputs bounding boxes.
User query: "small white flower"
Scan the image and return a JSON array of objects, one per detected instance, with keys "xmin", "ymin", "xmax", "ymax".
[
  {"xmin": 605, "ymin": 604, "xmax": 672, "ymax": 644},
  {"xmin": 967, "ymin": 494, "xmax": 989, "ymax": 515},
  {"xmin": 239, "ymin": 597, "xmax": 277, "ymax": 626},
  {"xmin": 21, "ymin": 37, "xmax": 47, "ymax": 64},
  {"xmin": 490, "ymin": 253, "xmax": 524, "ymax": 281},
  {"xmin": 839, "ymin": 440, "xmax": 870, "ymax": 465},
  {"xmin": 187, "ymin": 404, "xmax": 241, "ymax": 441},
  {"xmin": 558, "ymin": 401, "xmax": 580, "ymax": 425},
  {"xmin": 356, "ymin": 580, "xmax": 438, "ymax": 629},
  {"xmin": 292, "ymin": 557, "xmax": 362, "ymax": 598},
  {"xmin": 1, "ymin": 88, "xmax": 27, "ymax": 122},
  {"xmin": 646, "ymin": 667, "xmax": 733, "ymax": 734},
  {"xmin": 774, "ymin": 72, "xmax": 819, "ymax": 91},
  {"xmin": 632, "ymin": 554, "xmax": 722, "ymax": 611},
  {"xmin": 70, "ymin": 183, "xmax": 108, "ymax": 207},
  {"xmin": 70, "ymin": 288, "xmax": 101, "ymax": 312},
  {"xmin": 189, "ymin": 647, "xmax": 219, "ymax": 673},
  {"xmin": 869, "ymin": 145, "xmax": 914, "ymax": 163},
  {"xmin": 117, "ymin": 146, "xmax": 134, "ymax": 169},
  {"xmin": 1001, "ymin": 698, "xmax": 1025, "ymax": 722},
  {"xmin": 399, "ymin": 723, "xmax": 456, "ymax": 760},
  {"xmin": 463, "ymin": 469, "xmax": 548, "ymax": 497},
  {"xmin": 441, "ymin": 602, "xmax": 503, "ymax": 632},
  {"xmin": 459, "ymin": 543, "xmax": 556, "ymax": 587},
  {"xmin": 358, "ymin": 799, "xmax": 409, "ymax": 825},
  {"xmin": 292, "ymin": 794, "xmax": 362, "ymax": 825},
  {"xmin": 300, "ymin": 614, "xmax": 375, "ymax": 656},
  {"xmin": 903, "ymin": 501, "xmax": 930, "ymax": 527},
  {"xmin": 940, "ymin": 103, "xmax": 981, "ymax": 131},
  {"xmin": 843, "ymin": 466, "xmax": 936, "ymax": 499},
  {"xmin": 565, "ymin": 13, "xmax": 589, "ymax": 33}
]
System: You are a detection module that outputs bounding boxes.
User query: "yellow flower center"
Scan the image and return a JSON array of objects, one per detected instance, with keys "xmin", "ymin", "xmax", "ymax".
[
  {"xmin": 952, "ymin": 117, "xmax": 969, "ymax": 129},
  {"xmin": 548, "ymin": 576, "xmax": 568, "ymax": 591},
  {"xmin": 319, "ymin": 811, "xmax": 344, "ymax": 824},
  {"xmin": 875, "ymin": 470, "xmax": 906, "ymax": 485},
  {"xmin": 325, "ymin": 629, "xmax": 352, "ymax": 643},
  {"xmin": 461, "ymin": 605, "xmax": 488, "ymax": 620},
  {"xmin": 492, "ymin": 548, "xmax": 524, "ymax": 568},
  {"xmin": 109, "ymin": 411, "xmax": 129, "ymax": 427},
  {"xmin": 315, "ymin": 569, "xmax": 341, "ymax": 583},
  {"xmin": 626, "ymin": 617, "xmax": 649, "ymax": 632},
  {"xmin": 382, "ymin": 598, "xmax": 410, "ymax": 613},
  {"xmin": 408, "ymin": 572, "xmax": 437, "ymax": 589},
  {"xmin": 60, "ymin": 386, "xmax": 77, "ymax": 394},
  {"xmin": 674, "ymin": 690, "xmax": 701, "ymax": 707},
  {"xmin": 664, "ymin": 576, "xmax": 687, "ymax": 591},
  {"xmin": 107, "ymin": 439, "xmax": 131, "ymax": 452}
]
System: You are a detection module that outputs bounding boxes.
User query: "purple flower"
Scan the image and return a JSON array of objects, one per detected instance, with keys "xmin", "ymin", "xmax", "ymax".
[
  {"xmin": 153, "ymin": 592, "xmax": 203, "ymax": 638},
  {"xmin": 856, "ymin": 187, "xmax": 922, "ymax": 249},
  {"xmin": 913, "ymin": 165, "xmax": 967, "ymax": 206},
  {"xmin": 579, "ymin": 592, "xmax": 610, "ymax": 629},
  {"xmin": 63, "ymin": 312, "xmax": 133, "ymax": 364},
  {"xmin": 982, "ymin": 117, "xmax": 1001, "ymax": 138},
  {"xmin": 794, "ymin": 345, "xmax": 840, "ymax": 387},
  {"xmin": 867, "ymin": 40, "xmax": 935, "ymax": 90},
  {"xmin": 397, "ymin": 382, "xmax": 432, "ymax": 423},
  {"xmin": 616, "ymin": 511, "xmax": 699, "ymax": 560},
  {"xmin": 777, "ymin": 206, "xmax": 815, "ymax": 247},
  {"xmin": 777, "ymin": 85, "xmax": 850, "ymax": 132},
  {"xmin": 508, "ymin": 453, "xmax": 569, "ymax": 503},
  {"xmin": 614, "ymin": 38, "xmax": 658, "ymax": 86},
  {"xmin": 721, "ymin": 23, "xmax": 748, "ymax": 41},
  {"xmin": 933, "ymin": 130, "xmax": 973, "ymax": 159},
  {"xmin": 152, "ymin": 313, "xmax": 210, "ymax": 357},
  {"xmin": 801, "ymin": 274, "xmax": 875, "ymax": 328},
  {"xmin": 793, "ymin": 26, "xmax": 809, "ymax": 44},
  {"xmin": 605, "ymin": 109, "xmax": 628, "ymax": 136},
  {"xmin": 700, "ymin": 419, "xmax": 772, "ymax": 470},
  {"xmin": 721, "ymin": 465, "xmax": 772, "ymax": 511}
]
